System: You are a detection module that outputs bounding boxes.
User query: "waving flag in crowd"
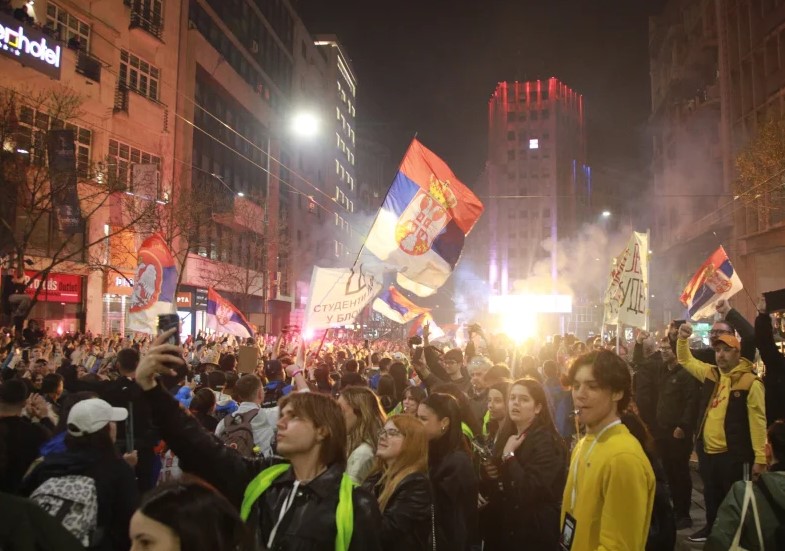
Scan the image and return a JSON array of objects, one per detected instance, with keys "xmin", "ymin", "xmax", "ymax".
[
  {"xmin": 373, "ymin": 286, "xmax": 430, "ymax": 324},
  {"xmin": 207, "ymin": 288, "xmax": 254, "ymax": 338},
  {"xmin": 680, "ymin": 246, "xmax": 744, "ymax": 319},
  {"xmin": 365, "ymin": 139, "xmax": 484, "ymax": 297},
  {"xmin": 409, "ymin": 313, "xmax": 445, "ymax": 340},
  {"xmin": 127, "ymin": 234, "xmax": 178, "ymax": 334}
]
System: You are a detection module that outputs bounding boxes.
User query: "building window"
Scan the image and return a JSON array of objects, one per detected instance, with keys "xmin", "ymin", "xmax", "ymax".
[
  {"xmin": 507, "ymin": 131, "xmax": 516, "ymax": 140},
  {"xmin": 108, "ymin": 139, "xmax": 161, "ymax": 190},
  {"xmin": 16, "ymin": 105, "xmax": 92, "ymax": 178},
  {"xmin": 119, "ymin": 50, "xmax": 160, "ymax": 101},
  {"xmin": 529, "ymin": 91, "xmax": 537, "ymax": 101},
  {"xmin": 529, "ymin": 138, "xmax": 539, "ymax": 149},
  {"xmin": 531, "ymin": 111, "xmax": 539, "ymax": 121},
  {"xmin": 507, "ymin": 112, "xmax": 516, "ymax": 122},
  {"xmin": 128, "ymin": 0, "xmax": 164, "ymax": 40},
  {"xmin": 541, "ymin": 90, "xmax": 549, "ymax": 100},
  {"xmin": 507, "ymin": 150, "xmax": 516, "ymax": 161},
  {"xmin": 46, "ymin": 3, "xmax": 91, "ymax": 51},
  {"xmin": 542, "ymin": 109, "xmax": 550, "ymax": 119}
]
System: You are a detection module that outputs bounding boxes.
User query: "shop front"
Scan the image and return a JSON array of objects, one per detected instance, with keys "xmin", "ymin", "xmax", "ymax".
[
  {"xmin": 102, "ymin": 271, "xmax": 135, "ymax": 335},
  {"xmin": 177, "ymin": 286, "xmax": 208, "ymax": 339},
  {"xmin": 24, "ymin": 271, "xmax": 85, "ymax": 335}
]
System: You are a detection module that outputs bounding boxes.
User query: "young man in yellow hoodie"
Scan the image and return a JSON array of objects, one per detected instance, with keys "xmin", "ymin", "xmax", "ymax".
[
  {"xmin": 677, "ymin": 322, "xmax": 767, "ymax": 543},
  {"xmin": 560, "ymin": 350, "xmax": 656, "ymax": 550}
]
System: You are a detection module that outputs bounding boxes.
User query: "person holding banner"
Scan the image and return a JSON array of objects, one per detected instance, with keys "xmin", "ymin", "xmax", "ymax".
[{"xmin": 677, "ymin": 321, "xmax": 767, "ymax": 544}]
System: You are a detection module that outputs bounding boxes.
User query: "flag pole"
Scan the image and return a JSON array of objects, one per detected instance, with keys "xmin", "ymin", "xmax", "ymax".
[
  {"xmin": 350, "ymin": 133, "xmax": 418, "ymax": 270},
  {"xmin": 616, "ymin": 322, "xmax": 620, "ymax": 354}
]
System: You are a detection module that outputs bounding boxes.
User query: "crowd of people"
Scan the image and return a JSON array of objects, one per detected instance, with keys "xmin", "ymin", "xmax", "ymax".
[{"xmin": 0, "ymin": 296, "xmax": 783, "ymax": 550}]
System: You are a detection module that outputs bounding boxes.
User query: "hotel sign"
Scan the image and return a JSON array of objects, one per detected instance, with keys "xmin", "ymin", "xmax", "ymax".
[{"xmin": 0, "ymin": 12, "xmax": 62, "ymax": 79}]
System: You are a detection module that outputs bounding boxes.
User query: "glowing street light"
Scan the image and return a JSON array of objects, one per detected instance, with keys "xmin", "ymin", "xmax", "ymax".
[
  {"xmin": 291, "ymin": 112, "xmax": 319, "ymax": 138},
  {"xmin": 601, "ymin": 210, "xmax": 611, "ymax": 218}
]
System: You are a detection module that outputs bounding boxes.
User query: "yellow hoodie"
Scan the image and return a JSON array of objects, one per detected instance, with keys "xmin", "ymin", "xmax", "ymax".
[
  {"xmin": 676, "ymin": 338, "xmax": 766, "ymax": 463},
  {"xmin": 560, "ymin": 423, "xmax": 655, "ymax": 550}
]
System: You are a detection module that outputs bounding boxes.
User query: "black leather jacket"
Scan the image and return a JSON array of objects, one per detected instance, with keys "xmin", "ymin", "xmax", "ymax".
[
  {"xmin": 144, "ymin": 385, "xmax": 382, "ymax": 551},
  {"xmin": 364, "ymin": 472, "xmax": 432, "ymax": 551}
]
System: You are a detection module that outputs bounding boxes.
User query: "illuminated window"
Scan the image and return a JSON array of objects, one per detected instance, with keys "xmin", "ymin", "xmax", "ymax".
[
  {"xmin": 16, "ymin": 106, "xmax": 92, "ymax": 178},
  {"xmin": 529, "ymin": 139, "xmax": 539, "ymax": 149}
]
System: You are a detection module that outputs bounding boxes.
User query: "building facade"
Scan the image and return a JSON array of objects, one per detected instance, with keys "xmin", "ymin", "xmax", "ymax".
[{"xmin": 484, "ymin": 78, "xmax": 590, "ymax": 296}]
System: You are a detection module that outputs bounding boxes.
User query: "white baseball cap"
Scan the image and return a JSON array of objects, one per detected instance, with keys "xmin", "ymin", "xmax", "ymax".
[
  {"xmin": 67, "ymin": 398, "xmax": 128, "ymax": 436},
  {"xmin": 391, "ymin": 352, "xmax": 407, "ymax": 361}
]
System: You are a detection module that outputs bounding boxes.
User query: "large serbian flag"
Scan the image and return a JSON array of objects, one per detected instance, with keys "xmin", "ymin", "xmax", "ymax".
[
  {"xmin": 409, "ymin": 313, "xmax": 446, "ymax": 340},
  {"xmin": 127, "ymin": 234, "xmax": 178, "ymax": 334},
  {"xmin": 206, "ymin": 288, "xmax": 254, "ymax": 338},
  {"xmin": 365, "ymin": 139, "xmax": 484, "ymax": 297},
  {"xmin": 373, "ymin": 286, "xmax": 430, "ymax": 324},
  {"xmin": 680, "ymin": 246, "xmax": 744, "ymax": 319}
]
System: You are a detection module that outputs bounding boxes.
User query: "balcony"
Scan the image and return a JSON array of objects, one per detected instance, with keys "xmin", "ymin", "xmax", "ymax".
[
  {"xmin": 75, "ymin": 52, "xmax": 101, "ymax": 83},
  {"xmin": 114, "ymin": 86, "xmax": 129, "ymax": 113},
  {"xmin": 125, "ymin": 1, "xmax": 164, "ymax": 42}
]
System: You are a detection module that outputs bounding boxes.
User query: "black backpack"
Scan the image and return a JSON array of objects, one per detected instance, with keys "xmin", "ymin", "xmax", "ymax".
[{"xmin": 261, "ymin": 381, "xmax": 287, "ymax": 409}]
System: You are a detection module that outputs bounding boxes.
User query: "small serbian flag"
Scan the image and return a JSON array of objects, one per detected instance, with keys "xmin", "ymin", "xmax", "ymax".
[
  {"xmin": 409, "ymin": 313, "xmax": 445, "ymax": 340},
  {"xmin": 680, "ymin": 246, "xmax": 744, "ymax": 319},
  {"xmin": 373, "ymin": 286, "xmax": 430, "ymax": 324},
  {"xmin": 206, "ymin": 288, "xmax": 254, "ymax": 338},
  {"xmin": 127, "ymin": 233, "xmax": 178, "ymax": 334},
  {"xmin": 365, "ymin": 139, "xmax": 484, "ymax": 297}
]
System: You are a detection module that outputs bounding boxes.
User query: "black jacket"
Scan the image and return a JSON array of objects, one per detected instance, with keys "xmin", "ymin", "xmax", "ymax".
[
  {"xmin": 755, "ymin": 312, "xmax": 785, "ymax": 425},
  {"xmin": 429, "ymin": 449, "xmax": 479, "ymax": 551},
  {"xmin": 655, "ymin": 363, "xmax": 700, "ymax": 435},
  {"xmin": 364, "ymin": 472, "xmax": 432, "ymax": 551},
  {"xmin": 0, "ymin": 416, "xmax": 52, "ymax": 494},
  {"xmin": 631, "ymin": 344, "xmax": 661, "ymax": 430},
  {"xmin": 0, "ymin": 492, "xmax": 84, "ymax": 551},
  {"xmin": 143, "ymin": 384, "xmax": 382, "ymax": 551},
  {"xmin": 496, "ymin": 424, "xmax": 567, "ymax": 550},
  {"xmin": 21, "ymin": 448, "xmax": 138, "ymax": 551}
]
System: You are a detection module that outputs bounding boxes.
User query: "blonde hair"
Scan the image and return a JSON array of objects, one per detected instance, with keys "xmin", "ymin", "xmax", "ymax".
[
  {"xmin": 376, "ymin": 415, "xmax": 429, "ymax": 511},
  {"xmin": 340, "ymin": 386, "xmax": 386, "ymax": 455}
]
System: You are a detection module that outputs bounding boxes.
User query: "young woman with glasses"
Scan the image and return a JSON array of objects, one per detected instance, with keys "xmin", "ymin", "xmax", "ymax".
[{"xmin": 364, "ymin": 415, "xmax": 432, "ymax": 551}]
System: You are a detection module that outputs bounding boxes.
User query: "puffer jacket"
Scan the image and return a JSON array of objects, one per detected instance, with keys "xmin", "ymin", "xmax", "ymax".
[
  {"xmin": 144, "ymin": 384, "xmax": 382, "ymax": 551},
  {"xmin": 364, "ymin": 471, "xmax": 432, "ymax": 551},
  {"xmin": 706, "ymin": 466, "xmax": 785, "ymax": 551}
]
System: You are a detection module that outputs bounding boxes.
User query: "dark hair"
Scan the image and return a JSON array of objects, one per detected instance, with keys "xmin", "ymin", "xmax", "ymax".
[
  {"xmin": 370, "ymin": 352, "xmax": 381, "ymax": 365},
  {"xmin": 40, "ymin": 373, "xmax": 63, "ymax": 394},
  {"xmin": 344, "ymin": 359, "xmax": 358, "ymax": 373},
  {"xmin": 234, "ymin": 374, "xmax": 261, "ymax": 403},
  {"xmin": 189, "ymin": 388, "xmax": 216, "ymax": 416},
  {"xmin": 55, "ymin": 391, "xmax": 98, "ymax": 433},
  {"xmin": 207, "ymin": 370, "xmax": 227, "ymax": 391},
  {"xmin": 432, "ymin": 383, "xmax": 482, "ymax": 437},
  {"xmin": 486, "ymin": 380, "xmax": 512, "ymax": 439},
  {"xmin": 444, "ymin": 349, "xmax": 463, "ymax": 364},
  {"xmin": 421, "ymin": 393, "xmax": 467, "ymax": 467},
  {"xmin": 278, "ymin": 392, "xmax": 347, "ymax": 467},
  {"xmin": 542, "ymin": 360, "xmax": 559, "ymax": 380},
  {"xmin": 768, "ymin": 420, "xmax": 785, "ymax": 463},
  {"xmin": 314, "ymin": 365, "xmax": 332, "ymax": 393},
  {"xmin": 403, "ymin": 385, "xmax": 427, "ymax": 404},
  {"xmin": 64, "ymin": 424, "xmax": 118, "ymax": 459},
  {"xmin": 219, "ymin": 354, "xmax": 237, "ymax": 372},
  {"xmin": 377, "ymin": 374, "xmax": 396, "ymax": 402},
  {"xmin": 379, "ymin": 357, "xmax": 392, "ymax": 371},
  {"xmin": 484, "ymin": 364, "xmax": 512, "ymax": 385},
  {"xmin": 620, "ymin": 411, "xmax": 657, "ymax": 458},
  {"xmin": 137, "ymin": 476, "xmax": 249, "ymax": 550},
  {"xmin": 389, "ymin": 362, "xmax": 409, "ymax": 403},
  {"xmin": 493, "ymin": 378, "xmax": 560, "ymax": 457},
  {"xmin": 566, "ymin": 350, "xmax": 632, "ymax": 413},
  {"xmin": 116, "ymin": 348, "xmax": 140, "ymax": 374},
  {"xmin": 339, "ymin": 372, "xmax": 366, "ymax": 389}
]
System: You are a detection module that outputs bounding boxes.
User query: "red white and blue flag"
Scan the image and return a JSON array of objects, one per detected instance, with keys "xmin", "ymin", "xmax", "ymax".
[
  {"xmin": 127, "ymin": 233, "xmax": 178, "ymax": 334},
  {"xmin": 365, "ymin": 139, "xmax": 484, "ymax": 297},
  {"xmin": 680, "ymin": 246, "xmax": 744, "ymax": 319},
  {"xmin": 373, "ymin": 286, "xmax": 430, "ymax": 324},
  {"xmin": 409, "ymin": 313, "xmax": 445, "ymax": 340},
  {"xmin": 207, "ymin": 288, "xmax": 254, "ymax": 338}
]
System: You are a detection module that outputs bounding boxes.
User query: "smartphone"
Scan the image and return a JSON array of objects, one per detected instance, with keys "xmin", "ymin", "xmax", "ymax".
[{"xmin": 157, "ymin": 314, "xmax": 181, "ymax": 346}]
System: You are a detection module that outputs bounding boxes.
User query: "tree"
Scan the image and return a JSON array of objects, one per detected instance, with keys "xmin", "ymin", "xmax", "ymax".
[
  {"xmin": 0, "ymin": 85, "xmax": 154, "ymax": 322},
  {"xmin": 735, "ymin": 115, "xmax": 785, "ymax": 233}
]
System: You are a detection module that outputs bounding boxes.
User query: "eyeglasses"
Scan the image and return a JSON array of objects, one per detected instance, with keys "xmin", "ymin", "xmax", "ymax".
[{"xmin": 377, "ymin": 428, "xmax": 403, "ymax": 439}]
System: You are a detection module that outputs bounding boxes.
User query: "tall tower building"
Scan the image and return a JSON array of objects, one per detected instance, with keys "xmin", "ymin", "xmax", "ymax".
[
  {"xmin": 314, "ymin": 36, "xmax": 359, "ymax": 262},
  {"xmin": 485, "ymin": 78, "xmax": 589, "ymax": 295}
]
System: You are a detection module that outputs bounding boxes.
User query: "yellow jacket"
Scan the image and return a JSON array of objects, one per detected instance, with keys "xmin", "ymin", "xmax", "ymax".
[
  {"xmin": 560, "ymin": 423, "xmax": 655, "ymax": 550},
  {"xmin": 676, "ymin": 338, "xmax": 766, "ymax": 463}
]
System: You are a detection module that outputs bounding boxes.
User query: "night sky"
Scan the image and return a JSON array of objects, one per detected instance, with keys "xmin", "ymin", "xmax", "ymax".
[{"xmin": 299, "ymin": 0, "xmax": 654, "ymax": 188}]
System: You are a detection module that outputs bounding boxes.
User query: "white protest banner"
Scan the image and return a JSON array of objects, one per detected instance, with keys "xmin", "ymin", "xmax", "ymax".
[
  {"xmin": 305, "ymin": 264, "xmax": 383, "ymax": 330},
  {"xmin": 603, "ymin": 230, "xmax": 650, "ymax": 330}
]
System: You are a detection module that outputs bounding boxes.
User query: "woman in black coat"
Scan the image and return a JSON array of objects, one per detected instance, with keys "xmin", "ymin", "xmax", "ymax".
[
  {"xmin": 485, "ymin": 378, "xmax": 567, "ymax": 550},
  {"xmin": 418, "ymin": 393, "xmax": 479, "ymax": 551}
]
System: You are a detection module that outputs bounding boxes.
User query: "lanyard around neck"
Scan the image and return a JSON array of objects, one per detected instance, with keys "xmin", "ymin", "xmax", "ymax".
[{"xmin": 569, "ymin": 419, "xmax": 622, "ymax": 511}]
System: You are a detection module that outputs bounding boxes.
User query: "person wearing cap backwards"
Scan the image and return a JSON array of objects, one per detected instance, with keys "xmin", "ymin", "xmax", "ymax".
[
  {"xmin": 21, "ymin": 398, "xmax": 138, "ymax": 550},
  {"xmin": 677, "ymin": 320, "xmax": 767, "ymax": 543}
]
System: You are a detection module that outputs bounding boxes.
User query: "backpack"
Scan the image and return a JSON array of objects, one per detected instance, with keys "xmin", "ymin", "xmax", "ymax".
[
  {"xmin": 30, "ymin": 474, "xmax": 100, "ymax": 546},
  {"xmin": 262, "ymin": 381, "xmax": 288, "ymax": 409},
  {"xmin": 219, "ymin": 409, "xmax": 259, "ymax": 457}
]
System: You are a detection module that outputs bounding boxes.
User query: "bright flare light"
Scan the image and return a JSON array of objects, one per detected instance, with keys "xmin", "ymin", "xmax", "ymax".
[
  {"xmin": 303, "ymin": 328, "xmax": 315, "ymax": 341},
  {"xmin": 501, "ymin": 312, "xmax": 539, "ymax": 343},
  {"xmin": 291, "ymin": 112, "xmax": 319, "ymax": 138}
]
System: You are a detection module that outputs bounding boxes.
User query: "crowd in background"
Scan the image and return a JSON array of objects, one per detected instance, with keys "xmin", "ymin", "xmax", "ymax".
[{"xmin": 0, "ymin": 296, "xmax": 783, "ymax": 550}]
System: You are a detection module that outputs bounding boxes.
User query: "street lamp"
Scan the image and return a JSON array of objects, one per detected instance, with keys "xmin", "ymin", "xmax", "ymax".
[
  {"xmin": 601, "ymin": 210, "xmax": 611, "ymax": 218},
  {"xmin": 291, "ymin": 112, "xmax": 319, "ymax": 139}
]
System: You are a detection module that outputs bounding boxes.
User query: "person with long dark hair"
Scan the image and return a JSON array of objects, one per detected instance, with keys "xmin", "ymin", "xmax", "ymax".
[
  {"xmin": 478, "ymin": 378, "xmax": 568, "ymax": 550},
  {"xmin": 418, "ymin": 393, "xmax": 479, "ymax": 551},
  {"xmin": 129, "ymin": 476, "xmax": 248, "ymax": 550}
]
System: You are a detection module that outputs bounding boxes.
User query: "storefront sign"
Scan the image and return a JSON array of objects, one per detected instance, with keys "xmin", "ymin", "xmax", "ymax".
[
  {"xmin": 0, "ymin": 12, "xmax": 62, "ymax": 79},
  {"xmin": 24, "ymin": 271, "xmax": 82, "ymax": 303},
  {"xmin": 176, "ymin": 292, "xmax": 192, "ymax": 309},
  {"xmin": 105, "ymin": 272, "xmax": 135, "ymax": 296},
  {"xmin": 194, "ymin": 288, "xmax": 208, "ymax": 310}
]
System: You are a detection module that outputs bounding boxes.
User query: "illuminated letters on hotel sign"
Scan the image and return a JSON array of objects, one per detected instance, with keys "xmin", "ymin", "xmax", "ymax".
[{"xmin": 0, "ymin": 12, "xmax": 62, "ymax": 80}]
